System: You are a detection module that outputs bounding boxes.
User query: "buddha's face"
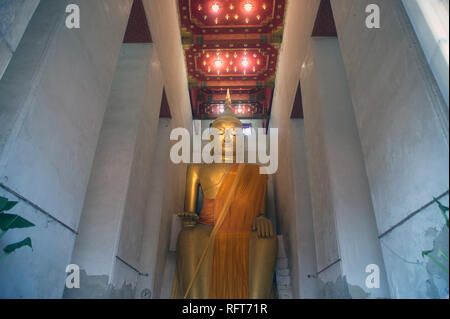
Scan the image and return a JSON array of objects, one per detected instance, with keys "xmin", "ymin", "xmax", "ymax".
[{"xmin": 211, "ymin": 116, "xmax": 242, "ymax": 158}]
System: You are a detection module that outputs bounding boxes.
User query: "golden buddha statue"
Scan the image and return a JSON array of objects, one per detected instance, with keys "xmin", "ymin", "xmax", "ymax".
[{"xmin": 172, "ymin": 89, "xmax": 277, "ymax": 299}]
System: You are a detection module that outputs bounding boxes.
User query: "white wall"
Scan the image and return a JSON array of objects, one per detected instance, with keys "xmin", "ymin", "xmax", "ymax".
[
  {"xmin": 271, "ymin": 0, "xmax": 448, "ymax": 298},
  {"xmin": 402, "ymin": 0, "xmax": 449, "ymax": 106},
  {"xmin": 0, "ymin": 0, "xmax": 40, "ymax": 79},
  {"xmin": 331, "ymin": 0, "xmax": 449, "ymax": 298},
  {"xmin": 0, "ymin": 0, "xmax": 132, "ymax": 298},
  {"xmin": 0, "ymin": 0, "xmax": 133, "ymax": 232},
  {"xmin": 0, "ymin": 187, "xmax": 75, "ymax": 298}
]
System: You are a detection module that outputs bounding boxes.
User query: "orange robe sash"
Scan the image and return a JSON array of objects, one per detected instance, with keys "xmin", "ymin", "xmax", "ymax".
[{"xmin": 199, "ymin": 164, "xmax": 267, "ymax": 299}]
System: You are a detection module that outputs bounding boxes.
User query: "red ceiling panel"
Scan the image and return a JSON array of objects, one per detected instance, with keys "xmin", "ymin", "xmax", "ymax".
[
  {"xmin": 180, "ymin": 0, "xmax": 284, "ymax": 34},
  {"xmin": 123, "ymin": 0, "xmax": 152, "ymax": 43},
  {"xmin": 312, "ymin": 0, "xmax": 337, "ymax": 37},
  {"xmin": 178, "ymin": 0, "xmax": 286, "ymax": 119}
]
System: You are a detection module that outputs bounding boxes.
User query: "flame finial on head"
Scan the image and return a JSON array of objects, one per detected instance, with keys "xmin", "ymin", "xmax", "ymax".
[
  {"xmin": 211, "ymin": 88, "xmax": 242, "ymax": 129},
  {"xmin": 224, "ymin": 88, "xmax": 233, "ymax": 115}
]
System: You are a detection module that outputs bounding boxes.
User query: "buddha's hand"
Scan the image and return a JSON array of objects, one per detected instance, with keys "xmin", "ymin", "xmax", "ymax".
[
  {"xmin": 252, "ymin": 216, "xmax": 275, "ymax": 239},
  {"xmin": 177, "ymin": 212, "xmax": 199, "ymax": 228}
]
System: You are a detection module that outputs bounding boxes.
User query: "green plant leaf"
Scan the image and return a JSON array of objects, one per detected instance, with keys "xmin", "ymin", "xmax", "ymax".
[
  {"xmin": 0, "ymin": 197, "xmax": 8, "ymax": 211},
  {"xmin": 3, "ymin": 237, "xmax": 32, "ymax": 254},
  {"xmin": 438, "ymin": 249, "xmax": 449, "ymax": 262},
  {"xmin": 435, "ymin": 199, "xmax": 449, "ymax": 212},
  {"xmin": 1, "ymin": 201, "xmax": 18, "ymax": 212},
  {"xmin": 434, "ymin": 198, "xmax": 449, "ymax": 228},
  {"xmin": 0, "ymin": 213, "xmax": 35, "ymax": 231},
  {"xmin": 422, "ymin": 249, "xmax": 449, "ymax": 273}
]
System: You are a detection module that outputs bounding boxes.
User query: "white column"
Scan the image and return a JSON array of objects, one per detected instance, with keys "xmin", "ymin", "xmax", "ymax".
[
  {"xmin": 301, "ymin": 37, "xmax": 390, "ymax": 298},
  {"xmin": 290, "ymin": 119, "xmax": 320, "ymax": 298},
  {"xmin": 135, "ymin": 118, "xmax": 172, "ymax": 299},
  {"xmin": 67, "ymin": 44, "xmax": 164, "ymax": 298}
]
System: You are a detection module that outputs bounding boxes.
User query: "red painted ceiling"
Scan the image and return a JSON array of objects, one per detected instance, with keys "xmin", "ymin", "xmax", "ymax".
[
  {"xmin": 291, "ymin": 81, "xmax": 304, "ymax": 119},
  {"xmin": 178, "ymin": 0, "xmax": 286, "ymax": 121},
  {"xmin": 312, "ymin": 0, "xmax": 337, "ymax": 37},
  {"xmin": 160, "ymin": 88, "xmax": 172, "ymax": 118},
  {"xmin": 123, "ymin": 0, "xmax": 152, "ymax": 43}
]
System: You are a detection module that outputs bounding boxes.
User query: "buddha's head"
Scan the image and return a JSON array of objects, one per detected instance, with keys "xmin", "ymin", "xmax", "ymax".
[{"xmin": 210, "ymin": 89, "xmax": 242, "ymax": 159}]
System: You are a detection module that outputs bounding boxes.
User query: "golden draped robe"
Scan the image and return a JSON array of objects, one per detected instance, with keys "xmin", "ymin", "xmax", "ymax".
[{"xmin": 173, "ymin": 163, "xmax": 268, "ymax": 299}]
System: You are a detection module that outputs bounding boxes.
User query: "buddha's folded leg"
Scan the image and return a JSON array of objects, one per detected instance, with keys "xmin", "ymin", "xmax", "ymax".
[
  {"xmin": 176, "ymin": 224, "xmax": 213, "ymax": 299},
  {"xmin": 249, "ymin": 231, "xmax": 278, "ymax": 299}
]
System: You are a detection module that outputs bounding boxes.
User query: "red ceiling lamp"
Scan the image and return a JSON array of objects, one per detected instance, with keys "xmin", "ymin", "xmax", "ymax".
[
  {"xmin": 211, "ymin": 2, "xmax": 220, "ymax": 13},
  {"xmin": 214, "ymin": 58, "xmax": 223, "ymax": 68},
  {"xmin": 209, "ymin": 103, "xmax": 255, "ymax": 117},
  {"xmin": 243, "ymin": 1, "xmax": 254, "ymax": 12},
  {"xmin": 194, "ymin": 48, "xmax": 270, "ymax": 78}
]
